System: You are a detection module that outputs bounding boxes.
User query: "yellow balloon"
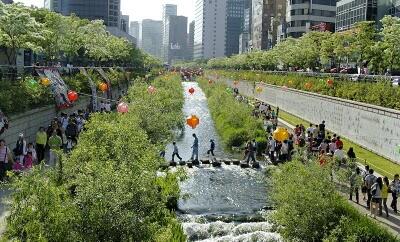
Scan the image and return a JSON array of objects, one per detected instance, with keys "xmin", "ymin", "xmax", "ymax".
[
  {"xmin": 273, "ymin": 127, "xmax": 290, "ymax": 142},
  {"xmin": 41, "ymin": 78, "xmax": 51, "ymax": 86},
  {"xmin": 256, "ymin": 86, "xmax": 263, "ymax": 93}
]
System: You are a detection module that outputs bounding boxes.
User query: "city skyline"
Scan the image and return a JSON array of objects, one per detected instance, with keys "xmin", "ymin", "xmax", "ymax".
[{"xmin": 15, "ymin": 0, "xmax": 195, "ymax": 22}]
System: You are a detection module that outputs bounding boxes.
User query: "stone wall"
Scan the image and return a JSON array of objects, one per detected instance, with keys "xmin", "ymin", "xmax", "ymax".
[
  {"xmin": 223, "ymin": 78, "xmax": 400, "ymax": 164},
  {"xmin": 0, "ymin": 87, "xmax": 127, "ymax": 149}
]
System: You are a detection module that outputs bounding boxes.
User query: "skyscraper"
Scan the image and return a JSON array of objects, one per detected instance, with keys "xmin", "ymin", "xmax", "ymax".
[
  {"xmin": 141, "ymin": 19, "xmax": 163, "ymax": 58},
  {"xmin": 251, "ymin": 0, "xmax": 286, "ymax": 50},
  {"xmin": 164, "ymin": 16, "xmax": 188, "ymax": 64},
  {"xmin": 120, "ymin": 14, "xmax": 130, "ymax": 33},
  {"xmin": 188, "ymin": 21, "xmax": 195, "ymax": 61},
  {"xmin": 1, "ymin": 0, "xmax": 13, "ymax": 4},
  {"xmin": 162, "ymin": 4, "xmax": 178, "ymax": 61},
  {"xmin": 130, "ymin": 21, "xmax": 140, "ymax": 39},
  {"xmin": 44, "ymin": 0, "xmax": 121, "ymax": 27},
  {"xmin": 194, "ymin": 0, "xmax": 227, "ymax": 60},
  {"xmin": 225, "ymin": 0, "xmax": 246, "ymax": 57}
]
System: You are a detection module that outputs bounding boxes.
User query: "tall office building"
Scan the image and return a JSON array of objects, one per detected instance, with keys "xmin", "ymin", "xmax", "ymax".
[
  {"xmin": 252, "ymin": 0, "xmax": 286, "ymax": 50},
  {"xmin": 286, "ymin": 0, "xmax": 335, "ymax": 38},
  {"xmin": 164, "ymin": 16, "xmax": 188, "ymax": 64},
  {"xmin": 130, "ymin": 21, "xmax": 140, "ymax": 39},
  {"xmin": 141, "ymin": 19, "xmax": 163, "ymax": 58},
  {"xmin": 44, "ymin": 0, "xmax": 121, "ymax": 27},
  {"xmin": 162, "ymin": 4, "xmax": 178, "ymax": 61},
  {"xmin": 225, "ymin": 0, "xmax": 246, "ymax": 57},
  {"xmin": 194, "ymin": 0, "xmax": 227, "ymax": 60},
  {"xmin": 336, "ymin": 0, "xmax": 391, "ymax": 32},
  {"xmin": 188, "ymin": 21, "xmax": 195, "ymax": 61},
  {"xmin": 120, "ymin": 14, "xmax": 129, "ymax": 33},
  {"xmin": 1, "ymin": 0, "xmax": 13, "ymax": 3},
  {"xmin": 240, "ymin": 0, "xmax": 252, "ymax": 53}
]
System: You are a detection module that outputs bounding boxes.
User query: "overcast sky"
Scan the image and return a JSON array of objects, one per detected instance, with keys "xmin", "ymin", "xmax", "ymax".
[{"xmin": 15, "ymin": 0, "xmax": 195, "ymax": 22}]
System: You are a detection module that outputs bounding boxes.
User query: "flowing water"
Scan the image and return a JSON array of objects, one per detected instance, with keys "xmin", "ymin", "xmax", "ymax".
[{"xmin": 165, "ymin": 82, "xmax": 280, "ymax": 242}]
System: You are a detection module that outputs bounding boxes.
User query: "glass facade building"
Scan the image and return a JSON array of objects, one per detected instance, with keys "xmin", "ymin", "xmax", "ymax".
[
  {"xmin": 164, "ymin": 16, "xmax": 188, "ymax": 64},
  {"xmin": 286, "ymin": 0, "xmax": 336, "ymax": 38},
  {"xmin": 141, "ymin": 19, "xmax": 163, "ymax": 58},
  {"xmin": 44, "ymin": 0, "xmax": 120, "ymax": 27},
  {"xmin": 225, "ymin": 0, "xmax": 246, "ymax": 57}
]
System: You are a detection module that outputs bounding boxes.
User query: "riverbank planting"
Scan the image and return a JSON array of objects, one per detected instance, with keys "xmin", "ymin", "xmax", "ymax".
[{"xmin": 4, "ymin": 75, "xmax": 186, "ymax": 241}]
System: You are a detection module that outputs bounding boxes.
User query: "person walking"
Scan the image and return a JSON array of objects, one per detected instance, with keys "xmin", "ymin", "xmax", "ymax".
[
  {"xmin": 349, "ymin": 167, "xmax": 361, "ymax": 203},
  {"xmin": 390, "ymin": 174, "xmax": 400, "ymax": 213},
  {"xmin": 382, "ymin": 177, "xmax": 390, "ymax": 217},
  {"xmin": 191, "ymin": 134, "xmax": 199, "ymax": 161},
  {"xmin": 361, "ymin": 165, "xmax": 370, "ymax": 201},
  {"xmin": 370, "ymin": 177, "xmax": 383, "ymax": 219},
  {"xmin": 48, "ymin": 131, "xmax": 62, "ymax": 166},
  {"xmin": 35, "ymin": 127, "xmax": 47, "ymax": 163},
  {"xmin": 268, "ymin": 137, "xmax": 276, "ymax": 164},
  {"xmin": 171, "ymin": 142, "xmax": 182, "ymax": 162},
  {"xmin": 365, "ymin": 169, "xmax": 377, "ymax": 209},
  {"xmin": 207, "ymin": 139, "xmax": 215, "ymax": 156},
  {"xmin": 0, "ymin": 139, "xmax": 12, "ymax": 181},
  {"xmin": 245, "ymin": 141, "xmax": 256, "ymax": 164},
  {"xmin": 14, "ymin": 133, "xmax": 27, "ymax": 163}
]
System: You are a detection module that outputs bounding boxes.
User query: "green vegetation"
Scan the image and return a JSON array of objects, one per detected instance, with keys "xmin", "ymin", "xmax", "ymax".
[
  {"xmin": 207, "ymin": 17, "xmax": 400, "ymax": 74},
  {"xmin": 272, "ymin": 159, "xmax": 397, "ymax": 241},
  {"xmin": 198, "ymin": 77, "xmax": 266, "ymax": 153},
  {"xmin": 4, "ymin": 75, "xmax": 186, "ymax": 241},
  {"xmin": 213, "ymin": 70, "xmax": 400, "ymax": 111}
]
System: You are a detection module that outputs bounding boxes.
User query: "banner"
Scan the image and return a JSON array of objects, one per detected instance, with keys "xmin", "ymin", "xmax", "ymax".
[
  {"xmin": 95, "ymin": 68, "xmax": 112, "ymax": 99},
  {"xmin": 37, "ymin": 68, "xmax": 71, "ymax": 109},
  {"xmin": 80, "ymin": 68, "xmax": 98, "ymax": 112}
]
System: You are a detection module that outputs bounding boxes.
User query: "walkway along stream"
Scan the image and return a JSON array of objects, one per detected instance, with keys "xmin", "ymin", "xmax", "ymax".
[{"xmin": 165, "ymin": 82, "xmax": 281, "ymax": 242}]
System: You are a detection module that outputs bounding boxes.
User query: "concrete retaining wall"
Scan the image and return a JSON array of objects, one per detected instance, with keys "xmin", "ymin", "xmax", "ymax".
[
  {"xmin": 0, "ymin": 87, "xmax": 127, "ymax": 149},
  {"xmin": 222, "ymin": 78, "xmax": 400, "ymax": 164}
]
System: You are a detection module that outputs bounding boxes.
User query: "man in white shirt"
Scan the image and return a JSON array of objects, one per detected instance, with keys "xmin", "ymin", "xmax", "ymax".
[
  {"xmin": 306, "ymin": 123, "xmax": 314, "ymax": 135},
  {"xmin": 268, "ymin": 137, "xmax": 276, "ymax": 164},
  {"xmin": 334, "ymin": 147, "xmax": 345, "ymax": 161}
]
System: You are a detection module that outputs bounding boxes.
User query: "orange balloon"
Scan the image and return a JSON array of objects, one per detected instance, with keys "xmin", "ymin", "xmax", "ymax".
[
  {"xmin": 327, "ymin": 79, "xmax": 334, "ymax": 87},
  {"xmin": 98, "ymin": 83, "xmax": 108, "ymax": 92},
  {"xmin": 288, "ymin": 80, "xmax": 293, "ymax": 85},
  {"xmin": 186, "ymin": 115, "xmax": 200, "ymax": 129},
  {"xmin": 208, "ymin": 80, "xmax": 213, "ymax": 84},
  {"xmin": 305, "ymin": 82, "xmax": 313, "ymax": 89},
  {"xmin": 234, "ymin": 80, "xmax": 239, "ymax": 86}
]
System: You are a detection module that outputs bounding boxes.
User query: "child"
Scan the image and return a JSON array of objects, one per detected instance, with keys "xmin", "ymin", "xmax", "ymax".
[
  {"xmin": 23, "ymin": 151, "xmax": 33, "ymax": 169},
  {"xmin": 27, "ymin": 143, "xmax": 37, "ymax": 165},
  {"xmin": 12, "ymin": 158, "xmax": 24, "ymax": 173}
]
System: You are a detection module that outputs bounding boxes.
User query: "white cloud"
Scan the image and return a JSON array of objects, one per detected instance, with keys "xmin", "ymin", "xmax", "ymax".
[{"xmin": 15, "ymin": 0, "xmax": 195, "ymax": 22}]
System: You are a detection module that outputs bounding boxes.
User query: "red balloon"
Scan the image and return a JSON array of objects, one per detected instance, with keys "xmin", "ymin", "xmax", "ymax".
[
  {"xmin": 67, "ymin": 90, "xmax": 78, "ymax": 102},
  {"xmin": 117, "ymin": 102, "xmax": 129, "ymax": 113},
  {"xmin": 189, "ymin": 87, "xmax": 195, "ymax": 94}
]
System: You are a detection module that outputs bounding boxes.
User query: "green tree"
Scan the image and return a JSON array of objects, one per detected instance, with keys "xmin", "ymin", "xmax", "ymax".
[
  {"xmin": 351, "ymin": 21, "xmax": 376, "ymax": 68},
  {"xmin": 380, "ymin": 16, "xmax": 400, "ymax": 72},
  {"xmin": 0, "ymin": 3, "xmax": 44, "ymax": 64}
]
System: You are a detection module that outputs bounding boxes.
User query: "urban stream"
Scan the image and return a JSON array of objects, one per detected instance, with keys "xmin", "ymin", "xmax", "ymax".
[{"xmin": 165, "ymin": 82, "xmax": 281, "ymax": 241}]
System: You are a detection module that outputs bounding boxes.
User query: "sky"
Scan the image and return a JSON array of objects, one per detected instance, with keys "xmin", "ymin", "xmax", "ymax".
[{"xmin": 15, "ymin": 0, "xmax": 195, "ymax": 22}]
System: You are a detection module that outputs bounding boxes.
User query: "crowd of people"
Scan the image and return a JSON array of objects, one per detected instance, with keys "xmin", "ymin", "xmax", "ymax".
[{"xmin": 0, "ymin": 109, "xmax": 91, "ymax": 182}]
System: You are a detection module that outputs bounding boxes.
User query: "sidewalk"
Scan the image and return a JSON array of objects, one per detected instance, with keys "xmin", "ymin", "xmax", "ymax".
[{"xmin": 279, "ymin": 118, "xmax": 400, "ymax": 236}]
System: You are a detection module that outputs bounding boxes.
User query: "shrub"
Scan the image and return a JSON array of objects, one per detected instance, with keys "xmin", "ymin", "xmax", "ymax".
[{"xmin": 271, "ymin": 160, "xmax": 397, "ymax": 242}]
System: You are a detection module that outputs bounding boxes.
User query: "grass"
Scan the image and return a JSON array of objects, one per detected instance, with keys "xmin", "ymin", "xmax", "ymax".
[{"xmin": 275, "ymin": 107, "xmax": 400, "ymax": 178}]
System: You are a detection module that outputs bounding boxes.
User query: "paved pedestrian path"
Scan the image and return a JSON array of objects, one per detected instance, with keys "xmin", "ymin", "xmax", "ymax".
[{"xmin": 279, "ymin": 118, "xmax": 400, "ymax": 236}]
